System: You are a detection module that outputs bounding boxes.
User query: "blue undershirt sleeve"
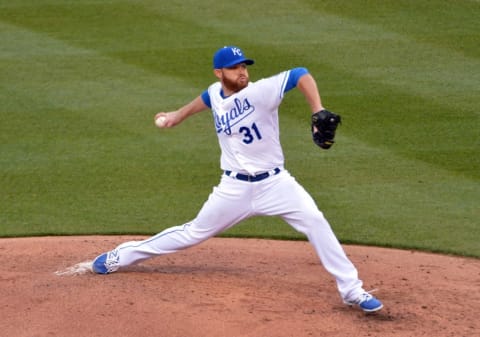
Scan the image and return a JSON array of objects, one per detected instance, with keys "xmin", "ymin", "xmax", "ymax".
[
  {"xmin": 284, "ymin": 67, "xmax": 309, "ymax": 93},
  {"xmin": 201, "ymin": 90, "xmax": 211, "ymax": 108}
]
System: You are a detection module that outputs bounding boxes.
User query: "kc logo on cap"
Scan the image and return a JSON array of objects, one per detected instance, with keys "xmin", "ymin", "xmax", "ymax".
[
  {"xmin": 213, "ymin": 46, "xmax": 255, "ymax": 69},
  {"xmin": 231, "ymin": 47, "xmax": 242, "ymax": 56}
]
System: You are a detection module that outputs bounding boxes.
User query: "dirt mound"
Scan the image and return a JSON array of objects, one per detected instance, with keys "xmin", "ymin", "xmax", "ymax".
[{"xmin": 1, "ymin": 236, "xmax": 478, "ymax": 337}]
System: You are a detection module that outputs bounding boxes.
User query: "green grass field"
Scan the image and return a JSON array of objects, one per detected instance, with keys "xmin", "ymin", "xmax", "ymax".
[{"xmin": 1, "ymin": 0, "xmax": 478, "ymax": 257}]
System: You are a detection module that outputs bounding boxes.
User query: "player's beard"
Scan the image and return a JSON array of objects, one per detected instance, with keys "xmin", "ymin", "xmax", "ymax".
[{"xmin": 222, "ymin": 74, "xmax": 249, "ymax": 93}]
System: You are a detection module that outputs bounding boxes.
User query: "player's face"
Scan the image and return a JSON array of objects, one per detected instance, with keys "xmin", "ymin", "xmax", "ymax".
[{"xmin": 217, "ymin": 63, "xmax": 249, "ymax": 94}]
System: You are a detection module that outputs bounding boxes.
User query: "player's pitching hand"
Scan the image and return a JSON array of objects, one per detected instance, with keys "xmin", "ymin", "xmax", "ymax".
[{"xmin": 154, "ymin": 113, "xmax": 169, "ymax": 128}]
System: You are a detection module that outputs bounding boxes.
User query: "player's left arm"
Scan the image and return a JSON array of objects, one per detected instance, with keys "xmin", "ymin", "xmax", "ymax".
[
  {"xmin": 296, "ymin": 73, "xmax": 324, "ymax": 114},
  {"xmin": 288, "ymin": 68, "xmax": 341, "ymax": 149}
]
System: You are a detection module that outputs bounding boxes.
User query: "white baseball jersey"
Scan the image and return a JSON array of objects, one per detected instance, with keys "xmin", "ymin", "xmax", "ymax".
[{"xmin": 202, "ymin": 68, "xmax": 306, "ymax": 175}]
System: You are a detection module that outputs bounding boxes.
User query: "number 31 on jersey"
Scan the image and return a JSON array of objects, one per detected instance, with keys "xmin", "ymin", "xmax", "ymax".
[{"xmin": 239, "ymin": 123, "xmax": 262, "ymax": 144}]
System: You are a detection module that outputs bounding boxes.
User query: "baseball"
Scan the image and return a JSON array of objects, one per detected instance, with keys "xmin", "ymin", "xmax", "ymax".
[{"xmin": 155, "ymin": 116, "xmax": 167, "ymax": 128}]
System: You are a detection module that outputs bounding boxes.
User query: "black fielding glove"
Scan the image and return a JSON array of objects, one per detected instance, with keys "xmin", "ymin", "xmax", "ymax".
[{"xmin": 311, "ymin": 109, "xmax": 341, "ymax": 149}]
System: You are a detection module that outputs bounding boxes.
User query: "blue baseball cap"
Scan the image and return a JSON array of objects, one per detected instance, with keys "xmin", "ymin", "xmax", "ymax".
[{"xmin": 213, "ymin": 46, "xmax": 255, "ymax": 69}]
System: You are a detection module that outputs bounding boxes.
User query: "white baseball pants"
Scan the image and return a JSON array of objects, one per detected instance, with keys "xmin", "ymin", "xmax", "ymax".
[{"xmin": 113, "ymin": 170, "xmax": 365, "ymax": 301}]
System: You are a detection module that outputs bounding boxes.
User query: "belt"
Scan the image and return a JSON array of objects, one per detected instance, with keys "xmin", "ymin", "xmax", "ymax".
[{"xmin": 224, "ymin": 168, "xmax": 281, "ymax": 182}]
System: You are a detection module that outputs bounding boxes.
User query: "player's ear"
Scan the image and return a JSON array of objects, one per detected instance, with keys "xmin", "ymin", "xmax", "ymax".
[{"xmin": 213, "ymin": 69, "xmax": 222, "ymax": 79}]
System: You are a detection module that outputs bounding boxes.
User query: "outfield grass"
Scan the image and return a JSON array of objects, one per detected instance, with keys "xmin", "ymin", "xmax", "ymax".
[{"xmin": 0, "ymin": 1, "xmax": 478, "ymax": 257}]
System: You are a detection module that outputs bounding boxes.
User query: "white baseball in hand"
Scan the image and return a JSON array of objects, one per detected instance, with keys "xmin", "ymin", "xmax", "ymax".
[{"xmin": 155, "ymin": 116, "xmax": 167, "ymax": 128}]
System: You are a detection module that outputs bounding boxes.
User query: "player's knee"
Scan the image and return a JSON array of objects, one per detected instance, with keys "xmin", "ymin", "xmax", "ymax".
[
  {"xmin": 183, "ymin": 222, "xmax": 217, "ymax": 244},
  {"xmin": 303, "ymin": 212, "xmax": 332, "ymax": 233}
]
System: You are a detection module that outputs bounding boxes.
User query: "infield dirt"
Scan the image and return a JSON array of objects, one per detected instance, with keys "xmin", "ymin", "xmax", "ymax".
[{"xmin": 1, "ymin": 236, "xmax": 478, "ymax": 337}]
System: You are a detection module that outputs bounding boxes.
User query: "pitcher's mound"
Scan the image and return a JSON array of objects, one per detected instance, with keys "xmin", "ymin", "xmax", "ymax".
[{"xmin": 1, "ymin": 236, "xmax": 478, "ymax": 337}]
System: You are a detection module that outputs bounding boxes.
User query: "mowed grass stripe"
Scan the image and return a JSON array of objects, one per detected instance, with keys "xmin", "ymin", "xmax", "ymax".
[
  {"xmin": 0, "ymin": 20, "xmax": 213, "ymax": 168},
  {"xmin": 308, "ymin": 136, "xmax": 478, "ymax": 256},
  {"xmin": 0, "ymin": 20, "xmax": 218, "ymax": 235}
]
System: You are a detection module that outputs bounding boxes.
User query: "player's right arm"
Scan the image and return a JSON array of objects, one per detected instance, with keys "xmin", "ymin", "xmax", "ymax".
[{"xmin": 155, "ymin": 95, "xmax": 209, "ymax": 128}]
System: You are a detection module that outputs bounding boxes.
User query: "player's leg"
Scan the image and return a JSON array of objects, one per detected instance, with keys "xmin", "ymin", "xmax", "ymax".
[
  {"xmin": 93, "ymin": 175, "xmax": 253, "ymax": 273},
  {"xmin": 255, "ymin": 171, "xmax": 382, "ymax": 311}
]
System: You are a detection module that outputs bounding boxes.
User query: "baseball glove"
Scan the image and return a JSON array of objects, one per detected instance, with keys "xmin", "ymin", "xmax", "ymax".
[{"xmin": 311, "ymin": 109, "xmax": 341, "ymax": 149}]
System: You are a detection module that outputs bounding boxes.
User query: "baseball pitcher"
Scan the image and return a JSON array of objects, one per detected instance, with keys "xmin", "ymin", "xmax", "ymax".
[{"xmin": 92, "ymin": 46, "xmax": 383, "ymax": 313}]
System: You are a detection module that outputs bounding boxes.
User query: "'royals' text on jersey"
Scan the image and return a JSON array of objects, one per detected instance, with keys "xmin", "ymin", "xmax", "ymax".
[{"xmin": 202, "ymin": 68, "xmax": 308, "ymax": 175}]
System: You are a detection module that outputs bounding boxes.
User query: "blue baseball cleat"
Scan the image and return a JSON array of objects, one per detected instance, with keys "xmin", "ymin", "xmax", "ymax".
[
  {"xmin": 92, "ymin": 249, "xmax": 120, "ymax": 274},
  {"xmin": 344, "ymin": 292, "xmax": 383, "ymax": 313}
]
